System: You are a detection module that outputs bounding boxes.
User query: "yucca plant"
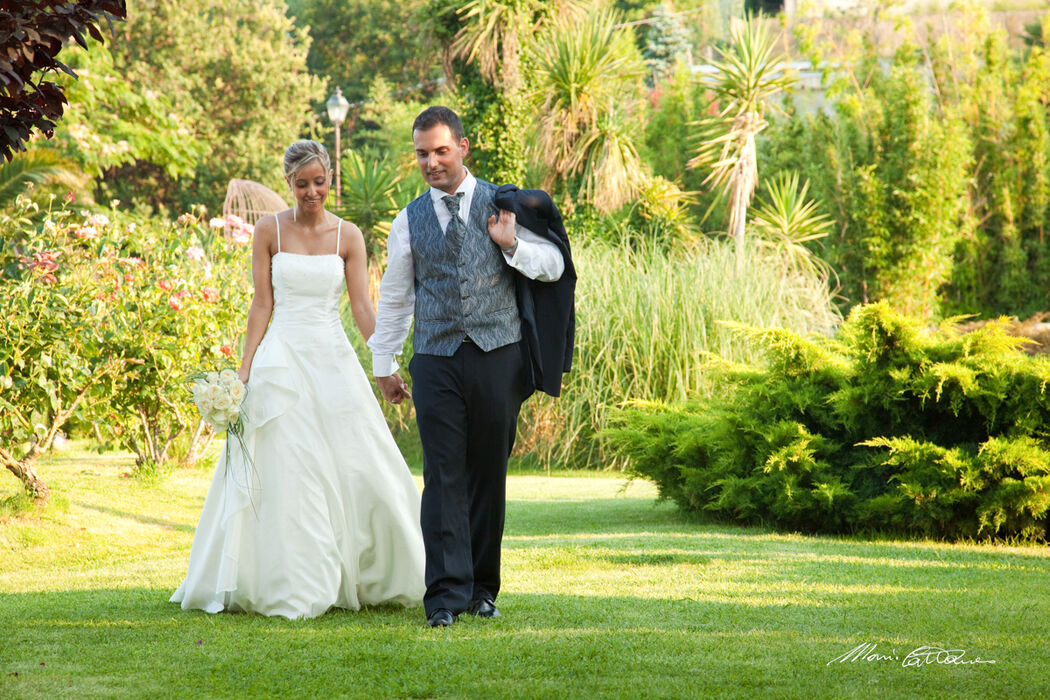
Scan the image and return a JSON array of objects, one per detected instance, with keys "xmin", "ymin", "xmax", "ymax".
[
  {"xmin": 750, "ymin": 171, "xmax": 835, "ymax": 282},
  {"xmin": 334, "ymin": 149, "xmax": 403, "ymax": 260},
  {"xmin": 0, "ymin": 147, "xmax": 85, "ymax": 208},
  {"xmin": 449, "ymin": 0, "xmax": 585, "ymax": 91},
  {"xmin": 689, "ymin": 17, "xmax": 797, "ymax": 261},
  {"xmin": 569, "ymin": 103, "xmax": 650, "ymax": 214},
  {"xmin": 529, "ymin": 9, "xmax": 648, "ymax": 212}
]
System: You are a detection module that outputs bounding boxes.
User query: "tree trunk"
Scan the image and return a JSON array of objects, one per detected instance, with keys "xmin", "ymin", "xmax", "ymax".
[
  {"xmin": 2, "ymin": 450, "xmax": 50, "ymax": 503},
  {"xmin": 181, "ymin": 419, "xmax": 214, "ymax": 466}
]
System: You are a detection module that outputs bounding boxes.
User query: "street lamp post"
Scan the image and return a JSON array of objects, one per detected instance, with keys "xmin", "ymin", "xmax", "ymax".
[{"xmin": 325, "ymin": 87, "xmax": 350, "ymax": 207}]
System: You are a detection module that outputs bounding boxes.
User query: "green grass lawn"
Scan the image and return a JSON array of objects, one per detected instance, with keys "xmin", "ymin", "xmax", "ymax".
[{"xmin": 2, "ymin": 445, "xmax": 1048, "ymax": 699}]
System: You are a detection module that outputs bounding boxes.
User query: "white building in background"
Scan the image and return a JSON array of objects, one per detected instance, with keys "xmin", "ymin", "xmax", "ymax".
[{"xmin": 750, "ymin": 0, "xmax": 1044, "ymax": 20}]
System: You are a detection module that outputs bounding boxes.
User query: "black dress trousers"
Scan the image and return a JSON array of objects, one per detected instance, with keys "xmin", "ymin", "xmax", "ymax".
[{"xmin": 410, "ymin": 340, "xmax": 525, "ymax": 616}]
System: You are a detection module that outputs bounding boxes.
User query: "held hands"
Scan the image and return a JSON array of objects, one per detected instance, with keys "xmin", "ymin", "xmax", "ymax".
[
  {"xmin": 377, "ymin": 372, "xmax": 412, "ymax": 404},
  {"xmin": 488, "ymin": 209, "xmax": 517, "ymax": 253}
]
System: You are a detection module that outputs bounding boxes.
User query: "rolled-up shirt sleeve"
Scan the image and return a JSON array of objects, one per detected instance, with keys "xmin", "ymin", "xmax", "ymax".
[
  {"xmin": 368, "ymin": 209, "xmax": 414, "ymax": 377},
  {"xmin": 503, "ymin": 224, "xmax": 564, "ymax": 282}
]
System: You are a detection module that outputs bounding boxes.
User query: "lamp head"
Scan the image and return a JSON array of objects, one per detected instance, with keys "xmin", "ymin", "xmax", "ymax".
[{"xmin": 326, "ymin": 87, "xmax": 350, "ymax": 126}]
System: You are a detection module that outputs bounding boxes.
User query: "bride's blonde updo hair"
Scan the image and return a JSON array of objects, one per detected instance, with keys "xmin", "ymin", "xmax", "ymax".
[{"xmin": 283, "ymin": 139, "xmax": 331, "ymax": 183}]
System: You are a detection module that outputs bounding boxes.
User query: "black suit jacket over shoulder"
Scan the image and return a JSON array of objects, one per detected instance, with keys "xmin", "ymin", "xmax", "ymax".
[{"xmin": 495, "ymin": 184, "xmax": 576, "ymax": 398}]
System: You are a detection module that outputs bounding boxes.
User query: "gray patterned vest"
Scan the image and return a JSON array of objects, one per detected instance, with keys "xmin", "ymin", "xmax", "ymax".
[{"xmin": 407, "ymin": 179, "xmax": 521, "ymax": 356}]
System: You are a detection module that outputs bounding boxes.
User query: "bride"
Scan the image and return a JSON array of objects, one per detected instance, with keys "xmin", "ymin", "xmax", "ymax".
[{"xmin": 171, "ymin": 140, "xmax": 425, "ymax": 618}]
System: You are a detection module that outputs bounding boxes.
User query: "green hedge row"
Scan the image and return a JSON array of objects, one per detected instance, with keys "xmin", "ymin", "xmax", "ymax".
[{"xmin": 606, "ymin": 303, "xmax": 1050, "ymax": 541}]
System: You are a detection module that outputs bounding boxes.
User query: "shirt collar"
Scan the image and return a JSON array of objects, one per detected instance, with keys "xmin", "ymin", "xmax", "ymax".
[{"xmin": 429, "ymin": 168, "xmax": 475, "ymax": 204}]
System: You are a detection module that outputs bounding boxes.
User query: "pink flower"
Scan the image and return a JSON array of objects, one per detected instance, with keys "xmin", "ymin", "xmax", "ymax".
[
  {"xmin": 174, "ymin": 289, "xmax": 191, "ymax": 299},
  {"xmin": 220, "ymin": 344, "xmax": 235, "ymax": 359},
  {"xmin": 169, "ymin": 296, "xmax": 184, "ymax": 312},
  {"xmin": 208, "ymin": 217, "xmax": 225, "ymax": 229},
  {"xmin": 74, "ymin": 226, "xmax": 99, "ymax": 240},
  {"xmin": 65, "ymin": 191, "xmax": 76, "ymax": 203},
  {"xmin": 158, "ymin": 280, "xmax": 173, "ymax": 292},
  {"xmin": 125, "ymin": 273, "xmax": 134, "ymax": 283},
  {"xmin": 201, "ymin": 286, "xmax": 219, "ymax": 303},
  {"xmin": 88, "ymin": 214, "xmax": 110, "ymax": 227},
  {"xmin": 186, "ymin": 246, "xmax": 205, "ymax": 261},
  {"xmin": 225, "ymin": 214, "xmax": 245, "ymax": 227},
  {"xmin": 176, "ymin": 213, "xmax": 195, "ymax": 226}
]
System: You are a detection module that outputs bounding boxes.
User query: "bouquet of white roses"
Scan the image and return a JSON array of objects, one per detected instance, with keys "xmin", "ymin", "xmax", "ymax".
[{"xmin": 191, "ymin": 368, "xmax": 247, "ymax": 433}]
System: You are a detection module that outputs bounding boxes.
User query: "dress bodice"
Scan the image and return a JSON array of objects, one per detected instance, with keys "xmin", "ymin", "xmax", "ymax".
[{"xmin": 269, "ymin": 252, "xmax": 346, "ymax": 340}]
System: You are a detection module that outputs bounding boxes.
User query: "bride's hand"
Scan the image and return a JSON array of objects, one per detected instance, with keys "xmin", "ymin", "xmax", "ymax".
[
  {"xmin": 377, "ymin": 373, "xmax": 411, "ymax": 404},
  {"xmin": 237, "ymin": 366, "xmax": 250, "ymax": 384}
]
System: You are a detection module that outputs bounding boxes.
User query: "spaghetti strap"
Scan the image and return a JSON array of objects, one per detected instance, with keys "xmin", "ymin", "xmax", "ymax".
[
  {"xmin": 275, "ymin": 212, "xmax": 282, "ymax": 252},
  {"xmin": 335, "ymin": 219, "xmax": 342, "ymax": 255}
]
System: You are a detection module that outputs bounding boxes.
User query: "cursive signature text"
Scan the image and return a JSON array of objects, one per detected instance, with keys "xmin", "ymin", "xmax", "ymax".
[{"xmin": 827, "ymin": 643, "xmax": 996, "ymax": 668}]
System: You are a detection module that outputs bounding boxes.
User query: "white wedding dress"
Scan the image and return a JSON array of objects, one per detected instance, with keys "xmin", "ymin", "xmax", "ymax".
[{"xmin": 171, "ymin": 219, "xmax": 425, "ymax": 618}]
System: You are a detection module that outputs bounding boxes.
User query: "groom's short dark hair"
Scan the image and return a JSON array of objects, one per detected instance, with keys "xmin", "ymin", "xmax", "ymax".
[{"xmin": 413, "ymin": 106, "xmax": 465, "ymax": 142}]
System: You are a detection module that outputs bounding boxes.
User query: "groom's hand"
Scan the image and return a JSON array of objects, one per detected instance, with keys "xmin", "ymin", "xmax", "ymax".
[
  {"xmin": 488, "ymin": 209, "xmax": 517, "ymax": 251},
  {"xmin": 377, "ymin": 373, "xmax": 411, "ymax": 404}
]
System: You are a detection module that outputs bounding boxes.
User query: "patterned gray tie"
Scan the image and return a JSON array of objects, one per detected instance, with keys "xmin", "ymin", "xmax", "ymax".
[{"xmin": 441, "ymin": 192, "xmax": 466, "ymax": 251}]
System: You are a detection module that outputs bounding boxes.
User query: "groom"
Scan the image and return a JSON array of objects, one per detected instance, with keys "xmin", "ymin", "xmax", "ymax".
[{"xmin": 369, "ymin": 106, "xmax": 565, "ymax": 627}]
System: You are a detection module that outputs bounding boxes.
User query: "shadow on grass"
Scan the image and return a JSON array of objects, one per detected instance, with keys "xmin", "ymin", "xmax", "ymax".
[
  {"xmin": 505, "ymin": 497, "xmax": 1050, "ymax": 564},
  {"xmin": 74, "ymin": 502, "xmax": 196, "ymax": 534}
]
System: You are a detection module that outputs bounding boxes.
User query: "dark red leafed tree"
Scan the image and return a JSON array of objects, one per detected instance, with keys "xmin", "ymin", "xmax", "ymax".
[{"xmin": 0, "ymin": 0, "xmax": 127, "ymax": 161}]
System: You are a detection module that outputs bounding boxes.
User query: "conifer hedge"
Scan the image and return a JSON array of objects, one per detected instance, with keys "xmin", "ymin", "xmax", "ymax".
[{"xmin": 605, "ymin": 303, "xmax": 1050, "ymax": 541}]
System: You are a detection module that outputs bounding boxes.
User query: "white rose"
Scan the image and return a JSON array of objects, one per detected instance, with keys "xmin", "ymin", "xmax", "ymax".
[
  {"xmin": 210, "ymin": 415, "xmax": 230, "ymax": 431},
  {"xmin": 229, "ymin": 382, "xmax": 246, "ymax": 403},
  {"xmin": 225, "ymin": 407, "xmax": 241, "ymax": 425},
  {"xmin": 203, "ymin": 384, "xmax": 223, "ymax": 403},
  {"xmin": 213, "ymin": 393, "xmax": 233, "ymax": 412},
  {"xmin": 207, "ymin": 371, "xmax": 219, "ymax": 384},
  {"xmin": 220, "ymin": 368, "xmax": 239, "ymax": 385}
]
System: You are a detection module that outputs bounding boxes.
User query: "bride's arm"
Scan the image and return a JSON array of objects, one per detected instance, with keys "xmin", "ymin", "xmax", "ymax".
[
  {"xmin": 342, "ymin": 221, "xmax": 376, "ymax": 342},
  {"xmin": 237, "ymin": 215, "xmax": 277, "ymax": 383}
]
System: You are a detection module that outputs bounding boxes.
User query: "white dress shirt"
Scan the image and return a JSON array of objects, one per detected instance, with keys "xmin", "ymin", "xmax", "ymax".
[{"xmin": 368, "ymin": 170, "xmax": 565, "ymax": 377}]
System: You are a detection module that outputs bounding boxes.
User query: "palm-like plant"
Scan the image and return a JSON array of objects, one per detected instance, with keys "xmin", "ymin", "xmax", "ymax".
[
  {"xmin": 0, "ymin": 146, "xmax": 85, "ymax": 207},
  {"xmin": 449, "ymin": 0, "xmax": 585, "ymax": 90},
  {"xmin": 334, "ymin": 149, "xmax": 403, "ymax": 260},
  {"xmin": 570, "ymin": 104, "xmax": 649, "ymax": 214},
  {"xmin": 689, "ymin": 17, "xmax": 797, "ymax": 259},
  {"xmin": 530, "ymin": 9, "xmax": 648, "ymax": 212},
  {"xmin": 751, "ymin": 171, "xmax": 835, "ymax": 281}
]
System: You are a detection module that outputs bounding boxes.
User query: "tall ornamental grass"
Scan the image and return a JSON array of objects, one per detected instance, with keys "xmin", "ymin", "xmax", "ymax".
[{"xmin": 515, "ymin": 237, "xmax": 840, "ymax": 468}]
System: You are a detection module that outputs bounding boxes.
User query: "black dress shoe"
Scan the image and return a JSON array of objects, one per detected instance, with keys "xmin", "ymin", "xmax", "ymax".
[
  {"xmin": 467, "ymin": 598, "xmax": 501, "ymax": 618},
  {"xmin": 426, "ymin": 609, "xmax": 456, "ymax": 627}
]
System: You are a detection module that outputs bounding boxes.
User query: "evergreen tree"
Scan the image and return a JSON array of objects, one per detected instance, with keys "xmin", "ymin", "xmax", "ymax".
[{"xmin": 643, "ymin": 3, "xmax": 692, "ymax": 83}]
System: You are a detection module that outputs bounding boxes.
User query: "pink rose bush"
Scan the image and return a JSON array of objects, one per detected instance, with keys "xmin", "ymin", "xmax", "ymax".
[
  {"xmin": 226, "ymin": 214, "xmax": 254, "ymax": 245},
  {"xmin": 1, "ymin": 195, "xmax": 253, "ymax": 479}
]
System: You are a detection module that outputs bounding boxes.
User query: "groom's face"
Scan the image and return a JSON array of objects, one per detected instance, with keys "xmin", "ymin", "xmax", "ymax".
[{"xmin": 413, "ymin": 124, "xmax": 469, "ymax": 194}]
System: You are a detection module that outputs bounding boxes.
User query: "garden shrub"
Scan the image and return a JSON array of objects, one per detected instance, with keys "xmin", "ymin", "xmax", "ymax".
[
  {"xmin": 768, "ymin": 8, "xmax": 1050, "ymax": 320},
  {"xmin": 0, "ymin": 196, "xmax": 126, "ymax": 499},
  {"xmin": 606, "ymin": 302, "xmax": 1050, "ymax": 541},
  {"xmin": 1, "ymin": 196, "xmax": 252, "ymax": 494},
  {"xmin": 517, "ymin": 237, "xmax": 841, "ymax": 468}
]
